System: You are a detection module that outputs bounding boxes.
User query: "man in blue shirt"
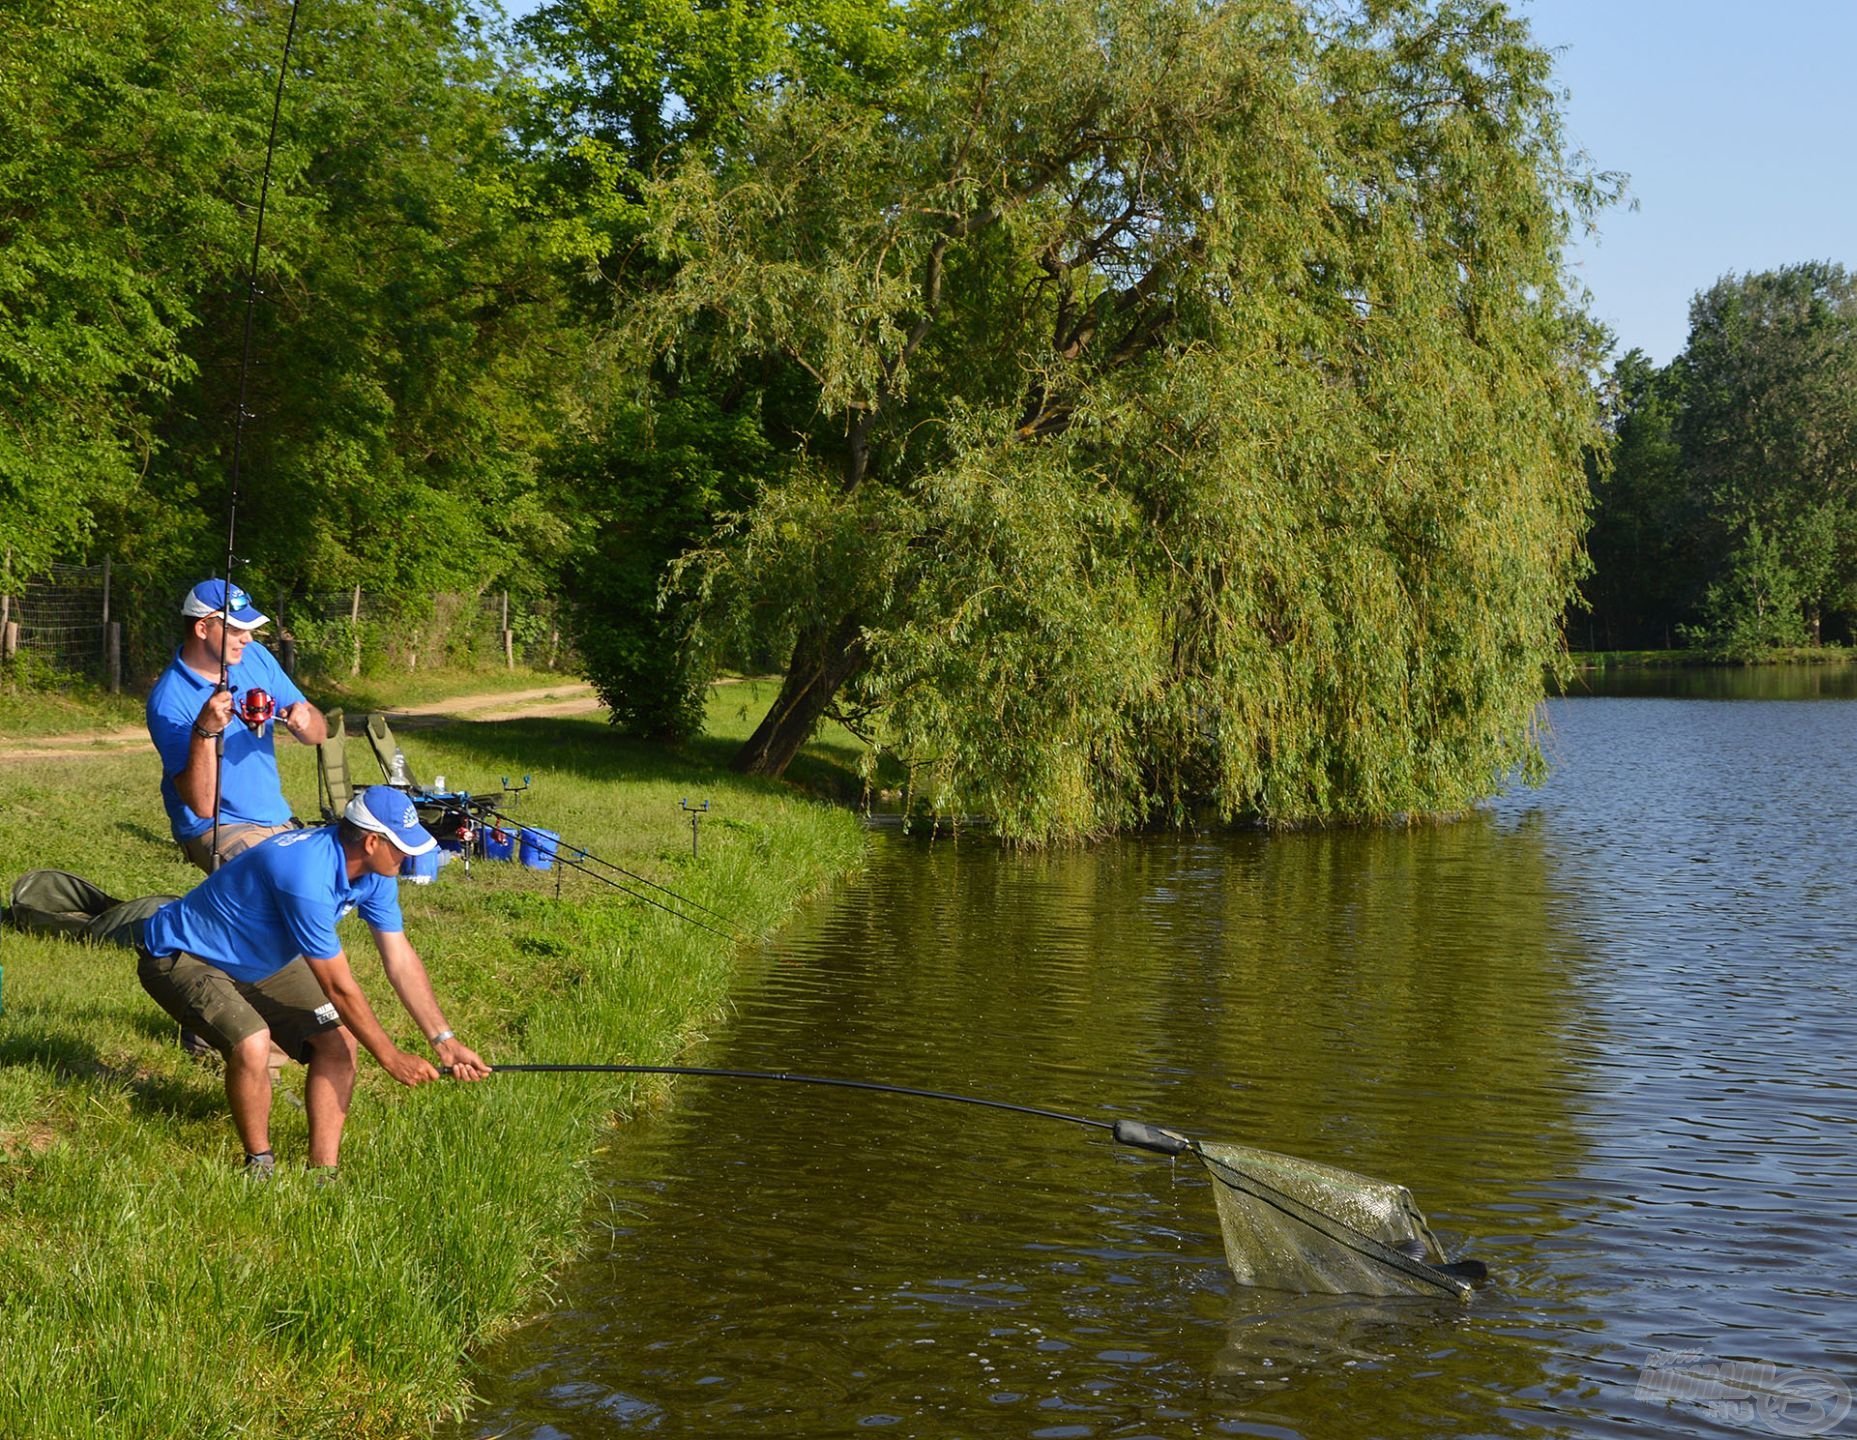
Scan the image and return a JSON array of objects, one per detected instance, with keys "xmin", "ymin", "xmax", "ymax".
[
  {"xmin": 146, "ymin": 579, "xmax": 329, "ymax": 873},
  {"xmin": 137, "ymin": 786, "xmax": 491, "ymax": 1176}
]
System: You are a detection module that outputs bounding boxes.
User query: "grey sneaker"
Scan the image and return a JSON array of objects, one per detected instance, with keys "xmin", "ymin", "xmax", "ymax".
[
  {"xmin": 241, "ymin": 1150, "xmax": 276, "ymax": 1180},
  {"xmin": 308, "ymin": 1166, "xmax": 339, "ymax": 1189}
]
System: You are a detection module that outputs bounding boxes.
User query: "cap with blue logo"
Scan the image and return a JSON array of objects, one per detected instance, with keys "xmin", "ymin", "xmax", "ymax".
[
  {"xmin": 343, "ymin": 785, "xmax": 437, "ymax": 855},
  {"xmin": 181, "ymin": 579, "xmax": 269, "ymax": 630}
]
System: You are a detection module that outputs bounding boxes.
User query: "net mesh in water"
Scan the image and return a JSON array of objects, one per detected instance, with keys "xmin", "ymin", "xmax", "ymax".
[{"xmin": 1194, "ymin": 1140, "xmax": 1473, "ymax": 1302}]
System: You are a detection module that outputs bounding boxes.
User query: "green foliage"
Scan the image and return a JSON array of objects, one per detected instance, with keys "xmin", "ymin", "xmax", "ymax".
[
  {"xmin": 559, "ymin": 389, "xmax": 780, "ymax": 737},
  {"xmin": 1, "ymin": 0, "xmax": 574, "ymax": 619},
  {"xmin": 1588, "ymin": 263, "xmax": 1857, "ymax": 653},
  {"xmin": 140, "ymin": 0, "xmax": 575, "ymax": 602},
  {"xmin": 1579, "ymin": 350, "xmax": 1695, "ymax": 647},
  {"xmin": 611, "ymin": 0, "xmax": 1609, "ymax": 839},
  {"xmin": 1681, "ymin": 520, "xmax": 1809, "ymax": 657},
  {"xmin": 517, "ymin": 0, "xmax": 904, "ymax": 740},
  {"xmin": 1677, "ymin": 262, "xmax": 1857, "ymax": 648},
  {"xmin": 0, "ymin": 0, "xmax": 249, "ymax": 573}
]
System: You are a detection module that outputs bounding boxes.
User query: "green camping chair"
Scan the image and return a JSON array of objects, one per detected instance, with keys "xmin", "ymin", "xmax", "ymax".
[
  {"xmin": 363, "ymin": 711, "xmax": 422, "ymax": 790},
  {"xmin": 316, "ymin": 709, "xmax": 354, "ymax": 820}
]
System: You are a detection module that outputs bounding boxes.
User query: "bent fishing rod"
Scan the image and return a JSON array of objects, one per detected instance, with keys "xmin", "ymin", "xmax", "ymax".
[
  {"xmin": 445, "ymin": 1060, "xmax": 1199, "ymax": 1151},
  {"xmin": 446, "ymin": 1062, "xmax": 1489, "ymax": 1287},
  {"xmin": 209, "ymin": 0, "xmax": 305, "ymax": 869}
]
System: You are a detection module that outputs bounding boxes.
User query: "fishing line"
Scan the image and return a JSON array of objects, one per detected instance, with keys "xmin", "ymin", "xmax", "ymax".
[
  {"xmin": 209, "ymin": 0, "xmax": 305, "ymax": 869},
  {"xmin": 537, "ymin": 851, "xmax": 741, "ymax": 940},
  {"xmin": 455, "ymin": 1061, "xmax": 1118, "ymax": 1132},
  {"xmin": 480, "ymin": 804, "xmax": 745, "ymax": 935}
]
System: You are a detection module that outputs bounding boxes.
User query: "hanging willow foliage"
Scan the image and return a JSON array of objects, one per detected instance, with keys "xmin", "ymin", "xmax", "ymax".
[{"xmin": 631, "ymin": 0, "xmax": 1612, "ymax": 842}]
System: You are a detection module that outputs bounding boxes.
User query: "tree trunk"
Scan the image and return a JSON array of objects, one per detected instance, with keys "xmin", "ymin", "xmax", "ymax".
[{"xmin": 731, "ymin": 614, "xmax": 867, "ymax": 777}]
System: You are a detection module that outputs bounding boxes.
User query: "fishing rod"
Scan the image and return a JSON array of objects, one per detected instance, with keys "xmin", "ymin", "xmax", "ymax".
[
  {"xmin": 209, "ymin": 0, "xmax": 304, "ymax": 870},
  {"xmin": 445, "ymin": 1060, "xmax": 1188, "ymax": 1144},
  {"xmin": 479, "ymin": 804, "xmax": 745, "ymax": 934}
]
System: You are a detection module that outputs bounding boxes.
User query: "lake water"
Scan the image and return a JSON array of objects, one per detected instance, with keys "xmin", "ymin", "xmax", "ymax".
[{"xmin": 454, "ymin": 678, "xmax": 1857, "ymax": 1439}]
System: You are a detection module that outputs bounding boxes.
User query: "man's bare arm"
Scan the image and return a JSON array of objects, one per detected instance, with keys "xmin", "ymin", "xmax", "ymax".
[
  {"xmin": 371, "ymin": 929, "xmax": 490, "ymax": 1080},
  {"xmin": 280, "ymin": 700, "xmax": 328, "ymax": 746},
  {"xmin": 305, "ymin": 949, "xmax": 437, "ymax": 1087}
]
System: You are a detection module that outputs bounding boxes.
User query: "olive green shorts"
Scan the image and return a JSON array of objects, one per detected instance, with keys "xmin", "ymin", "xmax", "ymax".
[{"xmin": 137, "ymin": 947, "xmax": 341, "ymax": 1062}]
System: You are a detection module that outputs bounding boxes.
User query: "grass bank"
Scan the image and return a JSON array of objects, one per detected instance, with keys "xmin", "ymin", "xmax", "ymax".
[{"xmin": 0, "ymin": 690, "xmax": 867, "ymax": 1438}]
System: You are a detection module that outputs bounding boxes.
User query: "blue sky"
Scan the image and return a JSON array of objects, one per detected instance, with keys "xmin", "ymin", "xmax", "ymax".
[{"xmin": 1531, "ymin": 0, "xmax": 1857, "ymax": 364}]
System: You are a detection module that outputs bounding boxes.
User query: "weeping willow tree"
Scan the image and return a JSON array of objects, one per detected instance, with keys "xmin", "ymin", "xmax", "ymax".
[{"xmin": 618, "ymin": 0, "xmax": 1610, "ymax": 841}]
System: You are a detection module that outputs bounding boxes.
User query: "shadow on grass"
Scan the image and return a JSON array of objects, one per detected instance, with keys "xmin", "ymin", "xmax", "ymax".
[
  {"xmin": 113, "ymin": 819, "xmax": 177, "ymax": 853},
  {"xmin": 0, "ymin": 1026, "xmax": 221, "ymax": 1122}
]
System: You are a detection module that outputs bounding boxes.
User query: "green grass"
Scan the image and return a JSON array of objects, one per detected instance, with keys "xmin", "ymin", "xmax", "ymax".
[
  {"xmin": 0, "ymin": 688, "xmax": 867, "ymax": 1437},
  {"xmin": 0, "ymin": 676, "xmax": 146, "ymax": 738}
]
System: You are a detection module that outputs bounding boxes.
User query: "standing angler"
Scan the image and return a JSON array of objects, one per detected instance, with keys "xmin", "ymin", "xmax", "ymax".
[
  {"xmin": 146, "ymin": 579, "xmax": 329, "ymax": 873},
  {"xmin": 135, "ymin": 786, "xmax": 491, "ymax": 1176}
]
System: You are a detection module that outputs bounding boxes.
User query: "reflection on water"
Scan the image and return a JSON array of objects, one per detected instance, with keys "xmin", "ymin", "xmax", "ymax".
[
  {"xmin": 455, "ymin": 694, "xmax": 1857, "ymax": 1439},
  {"xmin": 1557, "ymin": 662, "xmax": 1857, "ymax": 700}
]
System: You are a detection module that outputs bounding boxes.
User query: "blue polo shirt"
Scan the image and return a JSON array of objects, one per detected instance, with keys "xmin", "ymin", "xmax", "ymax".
[
  {"xmin": 145, "ymin": 639, "xmax": 307, "ymax": 841},
  {"xmin": 141, "ymin": 826, "xmax": 403, "ymax": 982}
]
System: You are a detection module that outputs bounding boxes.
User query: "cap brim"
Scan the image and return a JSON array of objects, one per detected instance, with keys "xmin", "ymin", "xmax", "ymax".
[
  {"xmin": 343, "ymin": 795, "xmax": 438, "ymax": 855},
  {"xmin": 386, "ymin": 828, "xmax": 437, "ymax": 857}
]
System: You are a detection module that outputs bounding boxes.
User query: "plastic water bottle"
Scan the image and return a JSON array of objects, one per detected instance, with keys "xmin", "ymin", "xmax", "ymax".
[{"xmin": 388, "ymin": 748, "xmax": 409, "ymax": 787}]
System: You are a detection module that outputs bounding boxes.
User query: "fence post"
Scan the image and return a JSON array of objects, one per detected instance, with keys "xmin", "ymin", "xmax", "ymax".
[
  {"xmin": 502, "ymin": 590, "xmax": 513, "ymax": 670},
  {"xmin": 100, "ymin": 555, "xmax": 112, "ymax": 681},
  {"xmin": 2, "ymin": 621, "xmax": 17, "ymax": 662},
  {"xmin": 107, "ymin": 622, "xmax": 121, "ymax": 693},
  {"xmin": 2, "ymin": 547, "xmax": 12, "ymax": 642},
  {"xmin": 280, "ymin": 635, "xmax": 296, "ymax": 675},
  {"xmin": 349, "ymin": 585, "xmax": 362, "ymax": 676}
]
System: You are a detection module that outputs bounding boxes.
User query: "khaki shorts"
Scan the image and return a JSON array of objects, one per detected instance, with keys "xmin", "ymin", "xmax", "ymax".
[
  {"xmin": 181, "ymin": 821, "xmax": 298, "ymax": 875},
  {"xmin": 137, "ymin": 947, "xmax": 341, "ymax": 1063}
]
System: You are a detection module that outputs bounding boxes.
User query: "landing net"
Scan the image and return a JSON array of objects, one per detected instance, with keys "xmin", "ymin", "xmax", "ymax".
[{"xmin": 1193, "ymin": 1140, "xmax": 1473, "ymax": 1301}]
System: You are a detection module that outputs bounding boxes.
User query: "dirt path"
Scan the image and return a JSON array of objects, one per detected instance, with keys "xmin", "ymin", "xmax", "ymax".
[{"xmin": 0, "ymin": 682, "xmax": 602, "ymax": 763}]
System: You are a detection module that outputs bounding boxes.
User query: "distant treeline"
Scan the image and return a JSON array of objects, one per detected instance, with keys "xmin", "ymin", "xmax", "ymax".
[
  {"xmin": 6, "ymin": 0, "xmax": 1619, "ymax": 839},
  {"xmin": 1580, "ymin": 262, "xmax": 1857, "ymax": 656}
]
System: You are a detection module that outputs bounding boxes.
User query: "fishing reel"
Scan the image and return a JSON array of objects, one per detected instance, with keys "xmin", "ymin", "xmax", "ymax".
[{"xmin": 235, "ymin": 687, "xmax": 276, "ymax": 734}]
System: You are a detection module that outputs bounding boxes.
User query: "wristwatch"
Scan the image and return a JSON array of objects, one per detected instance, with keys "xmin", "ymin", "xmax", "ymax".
[{"xmin": 429, "ymin": 1029, "xmax": 455, "ymax": 1049}]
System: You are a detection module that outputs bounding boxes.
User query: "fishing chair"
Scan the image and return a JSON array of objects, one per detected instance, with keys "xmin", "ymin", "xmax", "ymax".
[
  {"xmin": 361, "ymin": 710, "xmax": 477, "ymax": 848},
  {"xmin": 315, "ymin": 709, "xmax": 355, "ymax": 821},
  {"xmin": 363, "ymin": 711, "xmax": 423, "ymax": 790}
]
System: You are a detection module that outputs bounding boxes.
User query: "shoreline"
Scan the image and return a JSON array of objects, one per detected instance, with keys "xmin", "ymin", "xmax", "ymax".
[{"xmin": 1566, "ymin": 646, "xmax": 1855, "ymax": 670}]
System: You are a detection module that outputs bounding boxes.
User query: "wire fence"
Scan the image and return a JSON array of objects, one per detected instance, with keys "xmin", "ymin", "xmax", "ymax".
[
  {"xmin": 0, "ymin": 559, "xmax": 572, "ymax": 692},
  {"xmin": 281, "ymin": 587, "xmax": 570, "ymax": 680},
  {"xmin": 0, "ymin": 560, "xmax": 119, "ymax": 686}
]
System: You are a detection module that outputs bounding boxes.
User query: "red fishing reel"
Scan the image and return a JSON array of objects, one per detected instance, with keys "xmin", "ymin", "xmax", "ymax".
[{"xmin": 236, "ymin": 687, "xmax": 276, "ymax": 733}]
